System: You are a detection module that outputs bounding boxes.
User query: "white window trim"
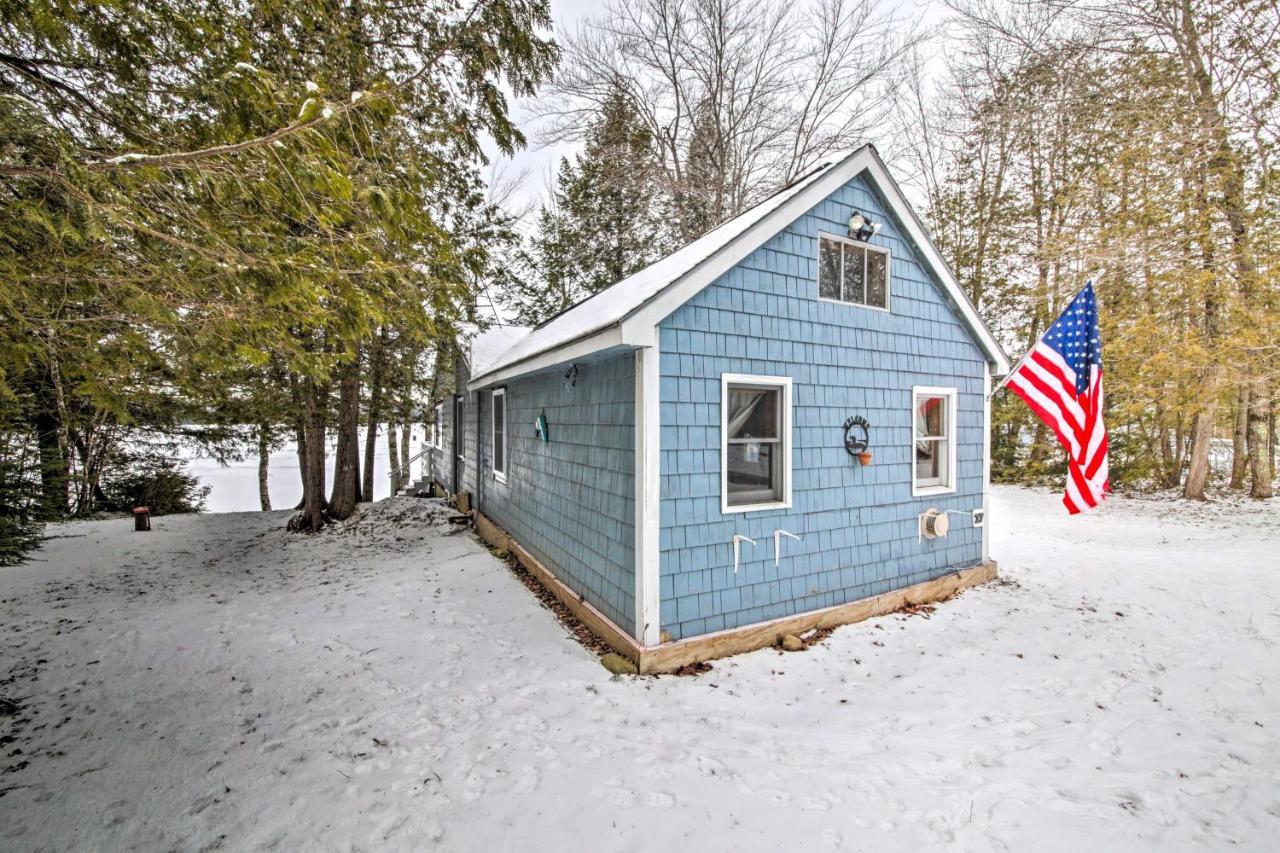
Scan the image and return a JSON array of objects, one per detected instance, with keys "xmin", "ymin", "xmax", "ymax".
[
  {"xmin": 816, "ymin": 231, "xmax": 891, "ymax": 312},
  {"xmin": 433, "ymin": 403, "xmax": 444, "ymax": 450},
  {"xmin": 491, "ymin": 387, "xmax": 507, "ymax": 483},
  {"xmin": 912, "ymin": 385, "xmax": 957, "ymax": 497},
  {"xmin": 720, "ymin": 373, "xmax": 793, "ymax": 514}
]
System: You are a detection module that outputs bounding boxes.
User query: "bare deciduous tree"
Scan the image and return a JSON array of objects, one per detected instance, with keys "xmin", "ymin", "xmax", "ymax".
[{"xmin": 534, "ymin": 0, "xmax": 922, "ymax": 239}]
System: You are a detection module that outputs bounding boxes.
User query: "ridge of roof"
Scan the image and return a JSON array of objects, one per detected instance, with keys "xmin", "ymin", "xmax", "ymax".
[
  {"xmin": 470, "ymin": 155, "xmax": 846, "ymax": 384},
  {"xmin": 469, "ymin": 144, "xmax": 1009, "ymax": 387},
  {"xmin": 528, "ymin": 160, "xmax": 835, "ymax": 334}
]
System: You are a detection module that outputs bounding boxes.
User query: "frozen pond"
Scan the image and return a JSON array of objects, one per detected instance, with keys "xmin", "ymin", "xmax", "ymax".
[{"xmin": 185, "ymin": 426, "xmax": 429, "ymax": 513}]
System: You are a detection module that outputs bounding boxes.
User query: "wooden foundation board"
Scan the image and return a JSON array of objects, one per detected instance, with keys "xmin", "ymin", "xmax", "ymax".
[{"xmin": 471, "ymin": 510, "xmax": 997, "ymax": 674}]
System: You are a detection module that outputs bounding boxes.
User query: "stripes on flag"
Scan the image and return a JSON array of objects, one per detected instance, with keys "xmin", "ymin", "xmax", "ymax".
[{"xmin": 1005, "ymin": 282, "xmax": 1109, "ymax": 514}]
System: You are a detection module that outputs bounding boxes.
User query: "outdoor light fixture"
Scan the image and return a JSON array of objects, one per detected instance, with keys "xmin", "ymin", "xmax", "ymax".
[{"xmin": 848, "ymin": 210, "xmax": 881, "ymax": 242}]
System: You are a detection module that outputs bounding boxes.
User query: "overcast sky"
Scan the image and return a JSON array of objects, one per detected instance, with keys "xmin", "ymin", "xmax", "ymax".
[{"xmin": 486, "ymin": 0, "xmax": 945, "ymax": 223}]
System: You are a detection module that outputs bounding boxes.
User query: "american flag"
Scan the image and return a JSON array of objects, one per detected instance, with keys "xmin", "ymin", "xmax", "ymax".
[{"xmin": 1005, "ymin": 282, "xmax": 1109, "ymax": 514}]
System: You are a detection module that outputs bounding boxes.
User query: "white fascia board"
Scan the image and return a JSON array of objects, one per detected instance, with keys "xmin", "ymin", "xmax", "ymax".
[
  {"xmin": 467, "ymin": 326, "xmax": 626, "ymax": 391},
  {"xmin": 862, "ymin": 154, "xmax": 1011, "ymax": 375},
  {"xmin": 621, "ymin": 148, "xmax": 1010, "ymax": 376},
  {"xmin": 620, "ymin": 148, "xmax": 877, "ymax": 337}
]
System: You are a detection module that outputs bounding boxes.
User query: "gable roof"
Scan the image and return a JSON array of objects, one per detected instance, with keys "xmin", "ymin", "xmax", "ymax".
[
  {"xmin": 470, "ymin": 145, "xmax": 1009, "ymax": 388},
  {"xmin": 470, "ymin": 324, "xmax": 533, "ymax": 377}
]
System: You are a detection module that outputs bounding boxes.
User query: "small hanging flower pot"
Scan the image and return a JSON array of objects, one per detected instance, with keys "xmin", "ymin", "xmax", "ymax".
[{"xmin": 857, "ymin": 451, "xmax": 873, "ymax": 466}]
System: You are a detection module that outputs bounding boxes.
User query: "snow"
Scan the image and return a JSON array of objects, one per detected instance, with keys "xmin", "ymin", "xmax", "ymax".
[
  {"xmin": 469, "ymin": 159, "xmax": 838, "ymax": 383},
  {"xmin": 469, "ymin": 324, "xmax": 533, "ymax": 378},
  {"xmin": 2, "ymin": 488, "xmax": 1278, "ymax": 850}
]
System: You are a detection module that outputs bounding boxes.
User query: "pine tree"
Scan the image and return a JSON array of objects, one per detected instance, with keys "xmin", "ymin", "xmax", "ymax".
[
  {"xmin": 678, "ymin": 101, "xmax": 726, "ymax": 241},
  {"xmin": 1, "ymin": 0, "xmax": 558, "ymax": 534},
  {"xmin": 515, "ymin": 86, "xmax": 666, "ymax": 324}
]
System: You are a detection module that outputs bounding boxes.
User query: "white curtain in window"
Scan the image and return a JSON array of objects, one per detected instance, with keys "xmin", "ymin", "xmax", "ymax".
[{"xmin": 726, "ymin": 390, "xmax": 765, "ymax": 438}]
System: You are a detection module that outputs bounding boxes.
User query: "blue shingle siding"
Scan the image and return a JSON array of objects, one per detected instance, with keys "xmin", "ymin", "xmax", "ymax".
[
  {"xmin": 657, "ymin": 174, "xmax": 987, "ymax": 641},
  {"xmin": 461, "ymin": 385, "xmax": 478, "ymax": 500},
  {"xmin": 473, "ymin": 353, "xmax": 637, "ymax": 636}
]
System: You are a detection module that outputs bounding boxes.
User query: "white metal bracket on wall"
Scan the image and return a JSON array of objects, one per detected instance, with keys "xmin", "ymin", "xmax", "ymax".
[
  {"xmin": 732, "ymin": 535, "xmax": 757, "ymax": 574},
  {"xmin": 773, "ymin": 529, "xmax": 801, "ymax": 566}
]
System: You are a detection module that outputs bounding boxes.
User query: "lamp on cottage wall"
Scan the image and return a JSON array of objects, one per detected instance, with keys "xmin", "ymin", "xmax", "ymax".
[{"xmin": 848, "ymin": 210, "xmax": 881, "ymax": 242}]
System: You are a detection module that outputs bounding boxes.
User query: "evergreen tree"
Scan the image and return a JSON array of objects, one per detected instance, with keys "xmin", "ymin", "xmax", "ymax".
[
  {"xmin": 0, "ymin": 0, "xmax": 558, "ymax": 536},
  {"xmin": 678, "ymin": 101, "xmax": 726, "ymax": 241},
  {"xmin": 513, "ymin": 87, "xmax": 665, "ymax": 324}
]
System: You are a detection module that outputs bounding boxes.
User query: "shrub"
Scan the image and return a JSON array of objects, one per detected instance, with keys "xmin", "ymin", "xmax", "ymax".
[
  {"xmin": 0, "ymin": 449, "xmax": 42, "ymax": 565},
  {"xmin": 100, "ymin": 457, "xmax": 209, "ymax": 515}
]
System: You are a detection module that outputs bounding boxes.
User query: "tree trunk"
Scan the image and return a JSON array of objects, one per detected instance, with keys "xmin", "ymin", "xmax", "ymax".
[
  {"xmin": 31, "ymin": 368, "xmax": 68, "ymax": 520},
  {"xmin": 1230, "ymin": 385, "xmax": 1249, "ymax": 490},
  {"xmin": 1158, "ymin": 413, "xmax": 1175, "ymax": 488},
  {"xmin": 1170, "ymin": 418, "xmax": 1188, "ymax": 489},
  {"xmin": 1269, "ymin": 396, "xmax": 1276, "ymax": 484},
  {"xmin": 293, "ymin": 420, "xmax": 307, "ymax": 509},
  {"xmin": 399, "ymin": 390, "xmax": 412, "ymax": 488},
  {"xmin": 1183, "ymin": 410, "xmax": 1213, "ymax": 500},
  {"xmin": 362, "ymin": 418, "xmax": 380, "ymax": 504},
  {"xmin": 288, "ymin": 372, "xmax": 308, "ymax": 510},
  {"xmin": 257, "ymin": 423, "xmax": 272, "ymax": 511},
  {"xmin": 292, "ymin": 379, "xmax": 328, "ymax": 532},
  {"xmin": 362, "ymin": 332, "xmax": 386, "ymax": 501},
  {"xmin": 1246, "ymin": 376, "xmax": 1273, "ymax": 499},
  {"xmin": 329, "ymin": 355, "xmax": 362, "ymax": 519},
  {"xmin": 387, "ymin": 421, "xmax": 401, "ymax": 494}
]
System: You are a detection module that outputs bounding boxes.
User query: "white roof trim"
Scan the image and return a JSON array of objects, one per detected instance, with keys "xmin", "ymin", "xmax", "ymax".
[
  {"xmin": 467, "ymin": 326, "xmax": 625, "ymax": 391},
  {"xmin": 469, "ymin": 144, "xmax": 1008, "ymax": 387},
  {"xmin": 862, "ymin": 151, "xmax": 1010, "ymax": 374}
]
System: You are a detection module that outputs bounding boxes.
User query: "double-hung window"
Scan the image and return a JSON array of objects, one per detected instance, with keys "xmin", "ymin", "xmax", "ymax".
[
  {"xmin": 721, "ymin": 374, "xmax": 792, "ymax": 513},
  {"xmin": 491, "ymin": 388, "xmax": 507, "ymax": 482},
  {"xmin": 433, "ymin": 403, "xmax": 444, "ymax": 450},
  {"xmin": 818, "ymin": 233, "xmax": 890, "ymax": 310},
  {"xmin": 912, "ymin": 387, "xmax": 956, "ymax": 495}
]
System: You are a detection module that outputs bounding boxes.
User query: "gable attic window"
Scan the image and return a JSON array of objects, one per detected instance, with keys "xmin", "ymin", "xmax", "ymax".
[
  {"xmin": 912, "ymin": 386, "xmax": 956, "ymax": 495},
  {"xmin": 721, "ymin": 374, "xmax": 793, "ymax": 513},
  {"xmin": 818, "ymin": 233, "xmax": 889, "ymax": 310},
  {"xmin": 491, "ymin": 388, "xmax": 507, "ymax": 483}
]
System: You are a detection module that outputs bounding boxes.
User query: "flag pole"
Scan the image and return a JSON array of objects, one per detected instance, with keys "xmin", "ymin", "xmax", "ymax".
[
  {"xmin": 988, "ymin": 344, "xmax": 1036, "ymax": 399},
  {"xmin": 987, "ymin": 272, "xmax": 1104, "ymax": 401}
]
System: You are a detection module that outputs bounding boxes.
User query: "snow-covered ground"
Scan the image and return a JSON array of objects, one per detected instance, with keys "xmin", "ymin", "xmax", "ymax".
[{"xmin": 1, "ymin": 488, "xmax": 1278, "ymax": 851}]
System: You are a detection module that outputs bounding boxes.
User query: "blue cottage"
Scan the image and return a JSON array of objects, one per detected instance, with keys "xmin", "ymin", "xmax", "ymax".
[{"xmin": 430, "ymin": 145, "xmax": 1009, "ymax": 672}]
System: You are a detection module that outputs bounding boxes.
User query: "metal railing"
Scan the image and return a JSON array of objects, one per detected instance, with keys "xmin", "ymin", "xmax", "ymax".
[{"xmin": 388, "ymin": 445, "xmax": 434, "ymax": 488}]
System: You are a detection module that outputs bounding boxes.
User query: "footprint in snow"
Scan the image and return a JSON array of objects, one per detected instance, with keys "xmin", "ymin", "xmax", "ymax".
[
  {"xmin": 760, "ymin": 788, "xmax": 791, "ymax": 808},
  {"xmin": 800, "ymin": 794, "xmax": 835, "ymax": 812}
]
